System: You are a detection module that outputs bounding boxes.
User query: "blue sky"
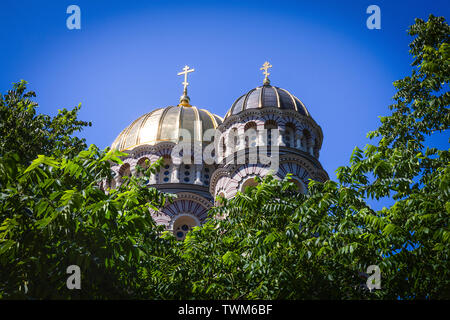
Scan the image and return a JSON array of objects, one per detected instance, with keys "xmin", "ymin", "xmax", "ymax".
[{"xmin": 1, "ymin": 0, "xmax": 448, "ymax": 208}]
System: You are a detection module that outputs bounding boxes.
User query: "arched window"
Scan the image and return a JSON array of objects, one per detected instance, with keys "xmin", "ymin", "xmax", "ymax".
[
  {"xmin": 264, "ymin": 120, "xmax": 278, "ymax": 146},
  {"xmin": 241, "ymin": 177, "xmax": 258, "ymax": 192},
  {"xmin": 136, "ymin": 157, "xmax": 150, "ymax": 177},
  {"xmin": 216, "ymin": 192, "xmax": 226, "ymax": 207},
  {"xmin": 228, "ymin": 127, "xmax": 239, "ymax": 153},
  {"xmin": 291, "ymin": 179, "xmax": 305, "ymax": 194},
  {"xmin": 284, "ymin": 123, "xmax": 296, "ymax": 148},
  {"xmin": 118, "ymin": 163, "xmax": 131, "ymax": 185},
  {"xmin": 173, "ymin": 215, "xmax": 199, "ymax": 240},
  {"xmin": 244, "ymin": 122, "xmax": 257, "ymax": 148},
  {"xmin": 313, "ymin": 138, "xmax": 319, "ymax": 157},
  {"xmin": 301, "ymin": 129, "xmax": 311, "ymax": 152},
  {"xmin": 221, "ymin": 136, "xmax": 226, "ymax": 157}
]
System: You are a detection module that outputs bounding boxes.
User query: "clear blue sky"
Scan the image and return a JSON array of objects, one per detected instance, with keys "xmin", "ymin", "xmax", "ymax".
[{"xmin": 1, "ymin": 0, "xmax": 448, "ymax": 208}]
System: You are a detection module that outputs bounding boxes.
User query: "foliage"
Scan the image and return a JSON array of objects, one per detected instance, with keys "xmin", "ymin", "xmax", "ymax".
[
  {"xmin": 151, "ymin": 176, "xmax": 379, "ymax": 299},
  {"xmin": 335, "ymin": 14, "xmax": 450, "ymax": 298},
  {"xmin": 0, "ymin": 80, "xmax": 91, "ymax": 164},
  {"xmin": 0, "ymin": 15, "xmax": 448, "ymax": 299},
  {"xmin": 149, "ymin": 14, "xmax": 450, "ymax": 300},
  {"xmin": 0, "ymin": 146, "xmax": 173, "ymax": 299}
]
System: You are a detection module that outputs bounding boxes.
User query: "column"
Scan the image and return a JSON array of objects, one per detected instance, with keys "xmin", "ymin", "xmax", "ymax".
[
  {"xmin": 130, "ymin": 166, "xmax": 137, "ymax": 177},
  {"xmin": 257, "ymin": 125, "xmax": 265, "ymax": 147},
  {"xmin": 171, "ymin": 165, "xmax": 179, "ymax": 183},
  {"xmin": 149, "ymin": 172, "xmax": 157, "ymax": 184},
  {"xmin": 194, "ymin": 165, "xmax": 202, "ymax": 185},
  {"xmin": 278, "ymin": 129, "xmax": 285, "ymax": 147},
  {"xmin": 239, "ymin": 131, "xmax": 246, "ymax": 150}
]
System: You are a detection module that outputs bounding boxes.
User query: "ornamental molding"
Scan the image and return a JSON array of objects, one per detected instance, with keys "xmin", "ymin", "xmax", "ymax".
[
  {"xmin": 209, "ymin": 152, "xmax": 329, "ymax": 194},
  {"xmin": 168, "ymin": 213, "xmax": 201, "ymax": 230},
  {"xmin": 209, "ymin": 167, "xmax": 232, "ymax": 195},
  {"xmin": 219, "ymin": 107, "xmax": 323, "ymax": 145},
  {"xmin": 278, "ymin": 154, "xmax": 329, "ymax": 181},
  {"xmin": 151, "ymin": 191, "xmax": 212, "ymax": 227},
  {"xmin": 171, "ymin": 192, "xmax": 213, "ymax": 210},
  {"xmin": 278, "ymin": 154, "xmax": 316, "ymax": 176}
]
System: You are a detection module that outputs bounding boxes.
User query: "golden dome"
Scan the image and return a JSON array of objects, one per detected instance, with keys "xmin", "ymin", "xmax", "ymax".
[{"xmin": 111, "ymin": 106, "xmax": 223, "ymax": 151}]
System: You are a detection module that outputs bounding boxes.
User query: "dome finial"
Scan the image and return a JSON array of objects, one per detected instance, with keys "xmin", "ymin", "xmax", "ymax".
[
  {"xmin": 260, "ymin": 61, "xmax": 272, "ymax": 85},
  {"xmin": 177, "ymin": 65, "xmax": 195, "ymax": 107}
]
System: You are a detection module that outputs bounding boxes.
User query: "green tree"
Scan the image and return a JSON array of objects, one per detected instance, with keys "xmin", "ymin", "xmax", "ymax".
[
  {"xmin": 1, "ymin": 14, "xmax": 448, "ymax": 300},
  {"xmin": 0, "ymin": 80, "xmax": 91, "ymax": 164},
  {"xmin": 335, "ymin": 14, "xmax": 449, "ymax": 299},
  {"xmin": 151, "ymin": 14, "xmax": 449, "ymax": 300},
  {"xmin": 0, "ymin": 81, "xmax": 180, "ymax": 299},
  {"xmin": 151, "ymin": 175, "xmax": 379, "ymax": 299},
  {"xmin": 0, "ymin": 147, "xmax": 173, "ymax": 298}
]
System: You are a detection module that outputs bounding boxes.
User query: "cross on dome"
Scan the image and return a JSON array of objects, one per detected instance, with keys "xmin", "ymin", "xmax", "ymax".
[
  {"xmin": 178, "ymin": 65, "xmax": 195, "ymax": 92},
  {"xmin": 177, "ymin": 65, "xmax": 195, "ymax": 106},
  {"xmin": 260, "ymin": 61, "xmax": 272, "ymax": 85}
]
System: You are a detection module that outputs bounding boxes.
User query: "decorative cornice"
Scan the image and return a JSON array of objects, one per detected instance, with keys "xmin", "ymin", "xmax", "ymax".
[
  {"xmin": 209, "ymin": 167, "xmax": 231, "ymax": 195},
  {"xmin": 218, "ymin": 107, "xmax": 324, "ymax": 148}
]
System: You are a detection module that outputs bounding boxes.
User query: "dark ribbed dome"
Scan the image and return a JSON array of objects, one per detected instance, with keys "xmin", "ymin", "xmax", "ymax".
[{"xmin": 225, "ymin": 84, "xmax": 310, "ymax": 119}]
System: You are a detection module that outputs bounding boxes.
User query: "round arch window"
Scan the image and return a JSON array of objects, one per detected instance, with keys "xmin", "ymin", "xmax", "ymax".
[
  {"xmin": 291, "ymin": 179, "xmax": 305, "ymax": 193},
  {"xmin": 241, "ymin": 177, "xmax": 258, "ymax": 193},
  {"xmin": 173, "ymin": 215, "xmax": 199, "ymax": 241}
]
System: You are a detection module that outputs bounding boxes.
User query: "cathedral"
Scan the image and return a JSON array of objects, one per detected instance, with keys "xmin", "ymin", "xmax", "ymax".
[{"xmin": 110, "ymin": 62, "xmax": 328, "ymax": 240}]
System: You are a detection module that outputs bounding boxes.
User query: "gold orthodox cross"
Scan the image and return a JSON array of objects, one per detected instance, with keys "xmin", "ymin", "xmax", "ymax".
[
  {"xmin": 177, "ymin": 65, "xmax": 195, "ymax": 93},
  {"xmin": 260, "ymin": 61, "xmax": 272, "ymax": 84}
]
